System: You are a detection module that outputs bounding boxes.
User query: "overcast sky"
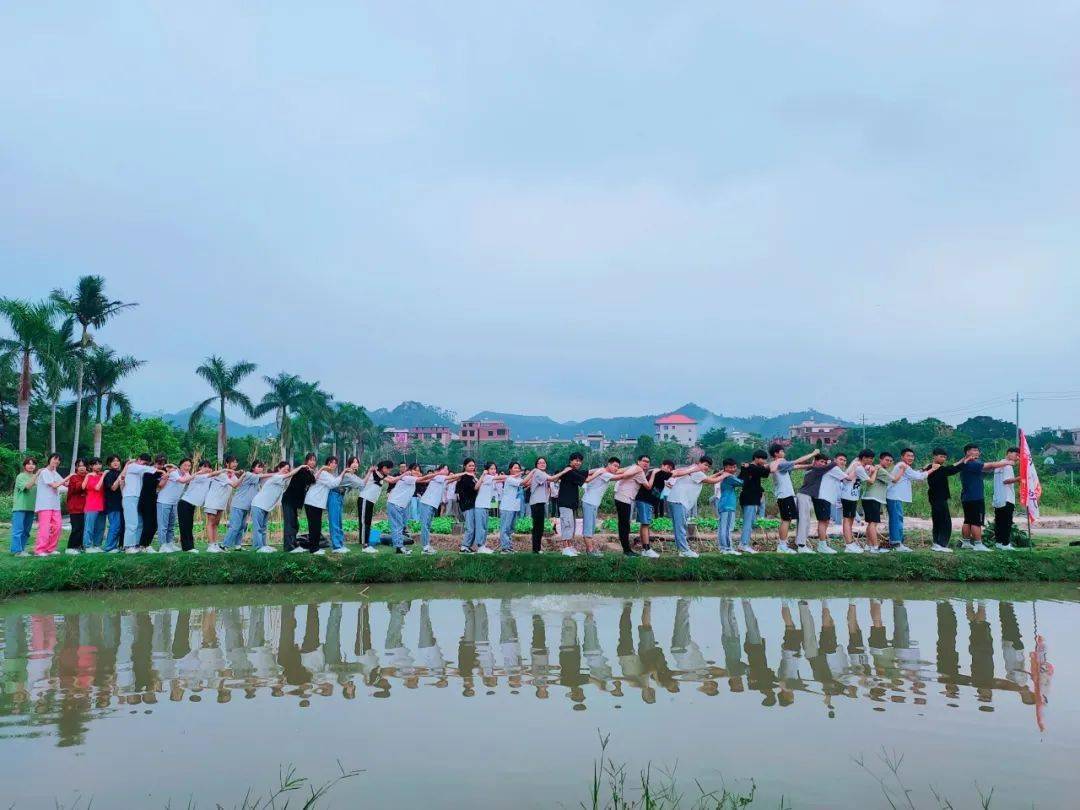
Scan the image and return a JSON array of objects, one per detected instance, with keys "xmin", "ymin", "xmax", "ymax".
[{"xmin": 3, "ymin": 2, "xmax": 1078, "ymax": 429}]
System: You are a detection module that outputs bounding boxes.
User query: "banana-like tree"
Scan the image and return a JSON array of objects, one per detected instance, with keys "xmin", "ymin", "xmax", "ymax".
[
  {"xmin": 50, "ymin": 276, "xmax": 135, "ymax": 470},
  {"xmin": 0, "ymin": 298, "xmax": 57, "ymax": 452},
  {"xmin": 37, "ymin": 317, "xmax": 79, "ymax": 453},
  {"xmin": 189, "ymin": 355, "xmax": 257, "ymax": 464},
  {"xmin": 296, "ymin": 381, "xmax": 333, "ymax": 456},
  {"xmin": 84, "ymin": 346, "xmax": 145, "ymax": 456},
  {"xmin": 254, "ymin": 372, "xmax": 305, "ymax": 461}
]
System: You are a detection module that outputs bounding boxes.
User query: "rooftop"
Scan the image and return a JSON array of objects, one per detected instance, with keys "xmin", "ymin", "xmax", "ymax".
[{"xmin": 655, "ymin": 414, "xmax": 697, "ymax": 425}]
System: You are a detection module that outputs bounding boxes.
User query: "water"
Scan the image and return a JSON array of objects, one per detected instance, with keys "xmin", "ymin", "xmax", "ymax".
[{"xmin": 0, "ymin": 583, "xmax": 1075, "ymax": 809}]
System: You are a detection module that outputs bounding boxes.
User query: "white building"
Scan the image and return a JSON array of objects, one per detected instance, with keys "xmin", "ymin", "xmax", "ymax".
[{"xmin": 654, "ymin": 414, "xmax": 698, "ymax": 446}]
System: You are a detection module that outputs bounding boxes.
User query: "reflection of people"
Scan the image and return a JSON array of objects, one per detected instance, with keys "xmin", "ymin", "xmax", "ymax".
[
  {"xmin": 498, "ymin": 600, "xmax": 521, "ymax": 681},
  {"xmin": 936, "ymin": 601, "xmax": 960, "ymax": 698},
  {"xmin": 529, "ymin": 614, "xmax": 551, "ymax": 699},
  {"xmin": 353, "ymin": 604, "xmax": 381, "ymax": 686},
  {"xmin": 999, "ymin": 602, "xmax": 1028, "ymax": 690},
  {"xmin": 583, "ymin": 612, "xmax": 611, "ymax": 689},
  {"xmin": 638, "ymin": 600, "xmax": 676, "ymax": 702},
  {"xmin": 383, "ymin": 602, "xmax": 415, "ymax": 681},
  {"xmin": 458, "ymin": 601, "xmax": 480, "ymax": 697},
  {"xmin": 559, "ymin": 616, "xmax": 586, "ymax": 705},
  {"xmin": 418, "ymin": 601, "xmax": 448, "ymax": 684},
  {"xmin": 967, "ymin": 601, "xmax": 995, "ymax": 698},
  {"xmin": 777, "ymin": 602, "xmax": 805, "ymax": 705},
  {"xmin": 719, "ymin": 599, "xmax": 746, "ymax": 691},
  {"xmin": 671, "ymin": 598, "xmax": 708, "ymax": 679},
  {"xmin": 741, "ymin": 600, "xmax": 775, "ymax": 704}
]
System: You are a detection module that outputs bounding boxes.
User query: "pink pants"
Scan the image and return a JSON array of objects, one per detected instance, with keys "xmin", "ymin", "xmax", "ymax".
[{"xmin": 35, "ymin": 509, "xmax": 62, "ymax": 554}]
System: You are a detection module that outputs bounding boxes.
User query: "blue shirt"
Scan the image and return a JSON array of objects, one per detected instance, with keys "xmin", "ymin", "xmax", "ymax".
[
  {"xmin": 718, "ymin": 476, "xmax": 743, "ymax": 511},
  {"xmin": 957, "ymin": 460, "xmax": 986, "ymax": 503}
]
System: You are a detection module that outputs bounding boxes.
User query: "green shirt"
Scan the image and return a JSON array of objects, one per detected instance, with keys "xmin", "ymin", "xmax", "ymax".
[
  {"xmin": 13, "ymin": 471, "xmax": 36, "ymax": 512},
  {"xmin": 863, "ymin": 465, "xmax": 890, "ymax": 504}
]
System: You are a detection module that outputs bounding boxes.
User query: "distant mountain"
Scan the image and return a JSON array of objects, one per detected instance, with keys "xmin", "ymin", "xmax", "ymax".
[
  {"xmin": 148, "ymin": 405, "xmax": 277, "ymax": 439},
  {"xmin": 368, "ymin": 401, "xmax": 457, "ymax": 429}
]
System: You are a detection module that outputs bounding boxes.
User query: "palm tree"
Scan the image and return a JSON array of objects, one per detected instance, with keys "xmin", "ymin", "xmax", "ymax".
[
  {"xmin": 37, "ymin": 317, "xmax": 79, "ymax": 453},
  {"xmin": 0, "ymin": 298, "xmax": 57, "ymax": 451},
  {"xmin": 50, "ymin": 276, "xmax": 136, "ymax": 470},
  {"xmin": 189, "ymin": 356, "xmax": 257, "ymax": 463},
  {"xmin": 296, "ymin": 381, "xmax": 333, "ymax": 455},
  {"xmin": 331, "ymin": 402, "xmax": 375, "ymax": 460},
  {"xmin": 253, "ymin": 373, "xmax": 305, "ymax": 461},
  {"xmin": 84, "ymin": 346, "xmax": 145, "ymax": 455}
]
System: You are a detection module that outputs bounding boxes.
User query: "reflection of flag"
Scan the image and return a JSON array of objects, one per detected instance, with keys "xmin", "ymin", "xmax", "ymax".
[
  {"xmin": 1031, "ymin": 634, "xmax": 1053, "ymax": 732},
  {"xmin": 1019, "ymin": 430, "xmax": 1042, "ymax": 521}
]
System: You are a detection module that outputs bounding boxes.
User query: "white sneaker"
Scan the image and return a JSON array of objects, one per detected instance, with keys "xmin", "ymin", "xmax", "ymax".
[
  {"xmin": 256, "ymin": 546, "xmax": 276, "ymax": 553},
  {"xmin": 678, "ymin": 549, "xmax": 699, "ymax": 559},
  {"xmin": 313, "ymin": 549, "xmax": 326, "ymax": 556},
  {"xmin": 972, "ymin": 542, "xmax": 991, "ymax": 552},
  {"xmin": 720, "ymin": 548, "xmax": 740, "ymax": 555},
  {"xmin": 873, "ymin": 546, "xmax": 890, "ymax": 554},
  {"xmin": 642, "ymin": 548, "xmax": 660, "ymax": 558},
  {"xmin": 105, "ymin": 549, "xmax": 120, "ymax": 554},
  {"xmin": 997, "ymin": 544, "xmax": 1015, "ymax": 551},
  {"xmin": 289, "ymin": 547, "xmax": 307, "ymax": 554},
  {"xmin": 893, "ymin": 544, "xmax": 913, "ymax": 553},
  {"xmin": 473, "ymin": 545, "xmax": 493, "ymax": 555},
  {"xmin": 421, "ymin": 546, "xmax": 437, "ymax": 555},
  {"xmin": 959, "ymin": 540, "xmax": 975, "ymax": 550},
  {"xmin": 561, "ymin": 547, "xmax": 579, "ymax": 557},
  {"xmin": 124, "ymin": 548, "xmax": 140, "ymax": 555},
  {"xmin": 49, "ymin": 550, "xmax": 61, "ymax": 555},
  {"xmin": 777, "ymin": 544, "xmax": 796, "ymax": 554},
  {"xmin": 64, "ymin": 548, "xmax": 81, "ymax": 556},
  {"xmin": 332, "ymin": 547, "xmax": 349, "ymax": 554},
  {"xmin": 186, "ymin": 548, "xmax": 199, "ymax": 554},
  {"xmin": 15, "ymin": 551, "xmax": 31, "ymax": 557},
  {"xmin": 931, "ymin": 544, "xmax": 953, "ymax": 553},
  {"xmin": 362, "ymin": 545, "xmax": 379, "ymax": 554},
  {"xmin": 144, "ymin": 546, "xmax": 157, "ymax": 554},
  {"xmin": 843, "ymin": 543, "xmax": 864, "ymax": 554},
  {"xmin": 206, "ymin": 544, "xmax": 223, "ymax": 554},
  {"xmin": 739, "ymin": 546, "xmax": 758, "ymax": 554},
  {"xmin": 816, "ymin": 542, "xmax": 837, "ymax": 554},
  {"xmin": 85, "ymin": 547, "xmax": 103, "ymax": 554},
  {"xmin": 796, "ymin": 545, "xmax": 816, "ymax": 554}
]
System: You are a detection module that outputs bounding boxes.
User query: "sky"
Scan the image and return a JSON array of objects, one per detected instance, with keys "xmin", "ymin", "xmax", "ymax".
[{"xmin": 2, "ymin": 2, "xmax": 1079, "ymax": 430}]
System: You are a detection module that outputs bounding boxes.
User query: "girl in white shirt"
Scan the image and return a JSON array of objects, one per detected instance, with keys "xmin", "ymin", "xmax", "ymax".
[
  {"xmin": 496, "ymin": 462, "xmax": 525, "ymax": 552},
  {"xmin": 178, "ymin": 460, "xmax": 217, "ymax": 552},
  {"xmin": 471, "ymin": 462, "xmax": 499, "ymax": 554},
  {"xmin": 34, "ymin": 453, "xmax": 70, "ymax": 556},
  {"xmin": 303, "ymin": 456, "xmax": 344, "ymax": 554},
  {"xmin": 203, "ymin": 456, "xmax": 240, "ymax": 552}
]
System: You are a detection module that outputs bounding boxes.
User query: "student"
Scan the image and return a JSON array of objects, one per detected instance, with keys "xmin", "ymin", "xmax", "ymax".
[
  {"xmin": 885, "ymin": 448, "xmax": 928, "ymax": 552},
  {"xmin": 523, "ymin": 458, "xmax": 551, "ymax": 554},
  {"xmin": 769, "ymin": 444, "xmax": 818, "ymax": 552},
  {"xmin": 419, "ymin": 464, "xmax": 463, "ymax": 554},
  {"xmin": 327, "ymin": 457, "xmax": 364, "ymax": 553},
  {"xmin": 157, "ymin": 459, "xmax": 194, "ymax": 552},
  {"xmin": 955, "ymin": 443, "xmax": 1011, "ymax": 551},
  {"xmin": 303, "ymin": 456, "xmax": 344, "ymax": 555},
  {"xmin": 64, "ymin": 458, "xmax": 88, "ymax": 555},
  {"xmin": 249, "ymin": 462, "xmax": 306, "ymax": 552},
  {"xmin": 992, "ymin": 447, "xmax": 1021, "ymax": 550},
  {"xmin": 713, "ymin": 458, "xmax": 743, "ymax": 554},
  {"xmin": 11, "ymin": 457, "xmax": 38, "ymax": 556},
  {"xmin": 548, "ymin": 452, "xmax": 590, "ymax": 557},
  {"xmin": 359, "ymin": 461, "xmax": 393, "ymax": 553},
  {"xmin": 101, "ymin": 455, "xmax": 124, "ymax": 552},
  {"xmin": 178, "ymin": 460, "xmax": 215, "ymax": 552},
  {"xmin": 737, "ymin": 451, "xmax": 771, "ymax": 551},
  {"xmin": 634, "ymin": 460, "xmax": 674, "ymax": 556},
  {"xmin": 384, "ymin": 463, "xmax": 425, "ymax": 554},
  {"xmin": 281, "ymin": 453, "xmax": 317, "ymax": 553},
  {"xmin": 34, "ymin": 453, "xmax": 68, "ymax": 556},
  {"xmin": 202, "ymin": 456, "xmax": 240, "ymax": 552},
  {"xmin": 137, "ymin": 455, "xmax": 166, "ymax": 551},
  {"xmin": 456, "ymin": 459, "xmax": 480, "ymax": 554},
  {"xmin": 613, "ymin": 455, "xmax": 654, "ymax": 557},
  {"xmin": 222, "ymin": 461, "xmax": 269, "ymax": 551},
  {"xmin": 666, "ymin": 457, "xmax": 723, "ymax": 558},
  {"xmin": 861, "ymin": 452, "xmax": 889, "ymax": 552},
  {"xmin": 496, "ymin": 462, "xmax": 525, "ymax": 553},
  {"xmin": 840, "ymin": 450, "xmax": 874, "ymax": 552},
  {"xmin": 471, "ymin": 462, "xmax": 499, "ymax": 554},
  {"xmin": 923, "ymin": 448, "xmax": 957, "ymax": 552},
  {"xmin": 581, "ymin": 458, "xmax": 621, "ymax": 556},
  {"xmin": 794, "ymin": 453, "xmax": 836, "ymax": 554},
  {"xmin": 816, "ymin": 453, "xmax": 854, "ymax": 553},
  {"xmin": 119, "ymin": 454, "xmax": 158, "ymax": 552},
  {"xmin": 82, "ymin": 458, "xmax": 106, "ymax": 553}
]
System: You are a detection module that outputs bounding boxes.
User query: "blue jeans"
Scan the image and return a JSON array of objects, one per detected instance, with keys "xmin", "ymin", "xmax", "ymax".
[
  {"xmin": 250, "ymin": 506, "xmax": 270, "ymax": 548},
  {"xmin": 499, "ymin": 509, "xmax": 518, "ymax": 550},
  {"xmin": 669, "ymin": 502, "xmax": 690, "ymax": 552},
  {"xmin": 635, "ymin": 501, "xmax": 654, "ymax": 525},
  {"xmin": 739, "ymin": 504, "xmax": 758, "ymax": 548},
  {"xmin": 388, "ymin": 503, "xmax": 408, "ymax": 549},
  {"xmin": 715, "ymin": 501, "xmax": 736, "ymax": 550},
  {"xmin": 122, "ymin": 496, "xmax": 142, "ymax": 548},
  {"xmin": 473, "ymin": 508, "xmax": 490, "ymax": 548},
  {"xmin": 408, "ymin": 496, "xmax": 421, "ymax": 522},
  {"xmin": 10, "ymin": 510, "xmax": 34, "ymax": 554},
  {"xmin": 222, "ymin": 505, "xmax": 249, "ymax": 548},
  {"xmin": 887, "ymin": 499, "xmax": 905, "ymax": 545},
  {"xmin": 420, "ymin": 502, "xmax": 437, "ymax": 548},
  {"xmin": 83, "ymin": 511, "xmax": 103, "ymax": 548},
  {"xmin": 326, "ymin": 490, "xmax": 345, "ymax": 549},
  {"xmin": 582, "ymin": 503, "xmax": 599, "ymax": 537},
  {"xmin": 157, "ymin": 502, "xmax": 178, "ymax": 547},
  {"xmin": 103, "ymin": 509, "xmax": 123, "ymax": 551}
]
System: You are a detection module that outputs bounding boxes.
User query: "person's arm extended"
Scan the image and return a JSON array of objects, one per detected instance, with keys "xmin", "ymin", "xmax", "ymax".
[
  {"xmin": 584, "ymin": 468, "xmax": 606, "ymax": 483},
  {"xmin": 982, "ymin": 460, "xmax": 1011, "ymax": 471},
  {"xmin": 890, "ymin": 463, "xmax": 907, "ymax": 484},
  {"xmin": 110, "ymin": 473, "xmax": 124, "ymax": 491},
  {"xmin": 867, "ymin": 466, "xmax": 879, "ymax": 483},
  {"xmin": 643, "ymin": 470, "xmax": 658, "ymax": 489},
  {"xmin": 1003, "ymin": 475, "xmax": 1020, "ymax": 485},
  {"xmin": 668, "ymin": 465, "xmax": 698, "ymax": 479},
  {"xmin": 48, "ymin": 474, "xmax": 68, "ymax": 491},
  {"xmin": 547, "ymin": 466, "xmax": 572, "ymax": 483},
  {"xmin": 158, "ymin": 474, "xmax": 170, "ymax": 491},
  {"xmin": 611, "ymin": 466, "xmax": 642, "ymax": 481},
  {"xmin": 792, "ymin": 449, "xmax": 819, "ymax": 465},
  {"xmin": 703, "ymin": 471, "xmax": 730, "ymax": 485},
  {"xmin": 92, "ymin": 474, "xmax": 106, "ymax": 491}
]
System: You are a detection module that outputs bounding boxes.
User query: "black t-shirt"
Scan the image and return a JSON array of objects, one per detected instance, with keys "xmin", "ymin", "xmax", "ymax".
[
  {"xmin": 138, "ymin": 470, "xmax": 162, "ymax": 511},
  {"xmin": 415, "ymin": 481, "xmax": 428, "ymax": 498},
  {"xmin": 926, "ymin": 464, "xmax": 961, "ymax": 503},
  {"xmin": 635, "ymin": 469, "xmax": 672, "ymax": 506},
  {"xmin": 457, "ymin": 474, "xmax": 478, "ymax": 510},
  {"xmin": 798, "ymin": 465, "xmax": 830, "ymax": 498},
  {"xmin": 739, "ymin": 464, "xmax": 770, "ymax": 506},
  {"xmin": 283, "ymin": 467, "xmax": 315, "ymax": 504},
  {"xmin": 103, "ymin": 469, "xmax": 123, "ymax": 512},
  {"xmin": 555, "ymin": 467, "xmax": 589, "ymax": 510}
]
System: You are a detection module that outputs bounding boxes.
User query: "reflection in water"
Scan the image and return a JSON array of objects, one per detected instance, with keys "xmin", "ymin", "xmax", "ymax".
[{"xmin": 0, "ymin": 594, "xmax": 1054, "ymax": 748}]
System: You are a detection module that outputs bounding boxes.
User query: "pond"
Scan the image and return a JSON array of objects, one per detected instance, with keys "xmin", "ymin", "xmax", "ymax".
[{"xmin": 0, "ymin": 582, "xmax": 1075, "ymax": 809}]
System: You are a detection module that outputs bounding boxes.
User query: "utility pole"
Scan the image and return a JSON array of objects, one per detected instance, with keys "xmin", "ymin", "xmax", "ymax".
[
  {"xmin": 860, "ymin": 413, "xmax": 867, "ymax": 447},
  {"xmin": 1012, "ymin": 391, "xmax": 1023, "ymax": 445}
]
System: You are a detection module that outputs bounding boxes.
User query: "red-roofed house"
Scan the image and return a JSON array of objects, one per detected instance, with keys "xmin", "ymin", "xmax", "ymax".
[{"xmin": 655, "ymin": 414, "xmax": 698, "ymax": 446}]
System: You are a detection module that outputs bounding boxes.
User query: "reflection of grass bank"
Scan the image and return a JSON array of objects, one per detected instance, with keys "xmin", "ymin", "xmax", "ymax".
[{"xmin": 2, "ymin": 543, "xmax": 1079, "ymax": 599}]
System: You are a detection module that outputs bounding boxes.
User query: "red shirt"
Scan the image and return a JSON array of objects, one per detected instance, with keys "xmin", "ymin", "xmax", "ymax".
[
  {"xmin": 84, "ymin": 473, "xmax": 105, "ymax": 512},
  {"xmin": 66, "ymin": 474, "xmax": 87, "ymax": 514}
]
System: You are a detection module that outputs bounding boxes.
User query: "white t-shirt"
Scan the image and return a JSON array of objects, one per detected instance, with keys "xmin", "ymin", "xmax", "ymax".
[
  {"xmin": 841, "ymin": 462, "xmax": 868, "ymax": 501},
  {"xmin": 360, "ymin": 471, "xmax": 384, "ymax": 503},
  {"xmin": 528, "ymin": 469, "xmax": 550, "ymax": 505},
  {"xmin": 500, "ymin": 475, "xmax": 523, "ymax": 510},
  {"xmin": 475, "ymin": 474, "xmax": 497, "ymax": 510},
  {"xmin": 993, "ymin": 464, "xmax": 1016, "ymax": 508},
  {"xmin": 181, "ymin": 475, "xmax": 213, "ymax": 507},
  {"xmin": 421, "ymin": 475, "xmax": 448, "ymax": 509},
  {"xmin": 771, "ymin": 460, "xmax": 797, "ymax": 499},
  {"xmin": 35, "ymin": 469, "xmax": 64, "ymax": 511},
  {"xmin": 582, "ymin": 470, "xmax": 615, "ymax": 507},
  {"xmin": 157, "ymin": 469, "xmax": 186, "ymax": 505},
  {"xmin": 304, "ymin": 470, "xmax": 343, "ymax": 509},
  {"xmin": 668, "ymin": 470, "xmax": 707, "ymax": 509},
  {"xmin": 818, "ymin": 466, "xmax": 847, "ymax": 504},
  {"xmin": 387, "ymin": 475, "xmax": 418, "ymax": 509},
  {"xmin": 886, "ymin": 464, "xmax": 928, "ymax": 503},
  {"xmin": 251, "ymin": 474, "xmax": 288, "ymax": 512},
  {"xmin": 203, "ymin": 472, "xmax": 235, "ymax": 512},
  {"xmin": 121, "ymin": 463, "xmax": 156, "ymax": 498}
]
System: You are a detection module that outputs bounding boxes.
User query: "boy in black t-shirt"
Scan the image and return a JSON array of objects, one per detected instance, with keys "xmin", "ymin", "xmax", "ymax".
[
  {"xmin": 548, "ymin": 453, "xmax": 589, "ymax": 557},
  {"xmin": 737, "ymin": 450, "xmax": 770, "ymax": 551}
]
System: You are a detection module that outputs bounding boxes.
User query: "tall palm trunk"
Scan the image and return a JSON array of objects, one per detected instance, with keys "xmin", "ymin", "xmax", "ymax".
[
  {"xmin": 49, "ymin": 402, "xmax": 58, "ymax": 453},
  {"xmin": 93, "ymin": 396, "xmax": 104, "ymax": 456},
  {"xmin": 69, "ymin": 326, "xmax": 88, "ymax": 472},
  {"xmin": 217, "ymin": 397, "xmax": 226, "ymax": 464},
  {"xmin": 17, "ymin": 347, "xmax": 31, "ymax": 452},
  {"xmin": 278, "ymin": 407, "xmax": 287, "ymax": 462}
]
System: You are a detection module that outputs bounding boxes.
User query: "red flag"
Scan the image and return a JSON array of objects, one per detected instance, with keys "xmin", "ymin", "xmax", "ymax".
[{"xmin": 1019, "ymin": 430, "xmax": 1042, "ymax": 521}]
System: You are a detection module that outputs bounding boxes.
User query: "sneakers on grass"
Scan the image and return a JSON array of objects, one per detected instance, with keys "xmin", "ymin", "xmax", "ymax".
[
  {"xmin": 642, "ymin": 548, "xmax": 660, "ymax": 558},
  {"xmin": 843, "ymin": 543, "xmax": 864, "ymax": 554},
  {"xmin": 678, "ymin": 549, "xmax": 700, "ymax": 559},
  {"xmin": 972, "ymin": 542, "xmax": 991, "ymax": 552},
  {"xmin": 777, "ymin": 545, "xmax": 796, "ymax": 554},
  {"xmin": 206, "ymin": 544, "xmax": 223, "ymax": 554},
  {"xmin": 475, "ymin": 546, "xmax": 494, "ymax": 555},
  {"xmin": 931, "ymin": 544, "xmax": 953, "ymax": 553},
  {"xmin": 421, "ymin": 546, "xmax": 437, "ymax": 555},
  {"xmin": 796, "ymin": 545, "xmax": 816, "ymax": 555},
  {"xmin": 892, "ymin": 544, "xmax": 913, "ymax": 553},
  {"xmin": 816, "ymin": 542, "xmax": 837, "ymax": 554},
  {"xmin": 256, "ymin": 546, "xmax": 276, "ymax": 553},
  {"xmin": 959, "ymin": 540, "xmax": 975, "ymax": 550},
  {"xmin": 361, "ymin": 545, "xmax": 379, "ymax": 554},
  {"xmin": 561, "ymin": 547, "xmax": 579, "ymax": 557}
]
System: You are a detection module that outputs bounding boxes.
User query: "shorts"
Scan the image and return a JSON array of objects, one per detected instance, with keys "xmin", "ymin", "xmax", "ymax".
[
  {"xmin": 777, "ymin": 496, "xmax": 797, "ymax": 521},
  {"xmin": 862, "ymin": 499, "xmax": 882, "ymax": 524},
  {"xmin": 841, "ymin": 499, "xmax": 858, "ymax": 520},
  {"xmin": 812, "ymin": 498, "xmax": 833, "ymax": 521},
  {"xmin": 558, "ymin": 507, "xmax": 576, "ymax": 540},
  {"xmin": 203, "ymin": 507, "xmax": 221, "ymax": 516},
  {"xmin": 962, "ymin": 499, "xmax": 985, "ymax": 527},
  {"xmin": 635, "ymin": 501, "xmax": 654, "ymax": 525},
  {"xmin": 582, "ymin": 503, "xmax": 599, "ymax": 537}
]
